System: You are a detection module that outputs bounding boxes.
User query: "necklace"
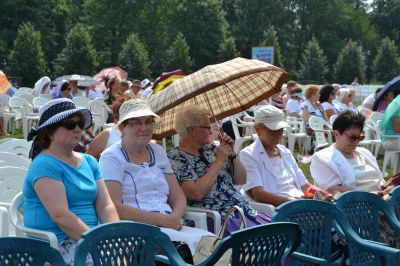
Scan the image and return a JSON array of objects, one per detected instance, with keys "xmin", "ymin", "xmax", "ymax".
[{"xmin": 266, "ymin": 148, "xmax": 280, "ymax": 157}]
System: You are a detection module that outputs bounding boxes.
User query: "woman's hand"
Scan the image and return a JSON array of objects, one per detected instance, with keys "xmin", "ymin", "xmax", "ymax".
[
  {"xmin": 161, "ymin": 213, "xmax": 182, "ymax": 230},
  {"xmin": 216, "ymin": 133, "xmax": 234, "ymax": 161}
]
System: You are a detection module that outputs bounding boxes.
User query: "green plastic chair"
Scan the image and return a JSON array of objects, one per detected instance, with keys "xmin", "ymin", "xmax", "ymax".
[
  {"xmin": 335, "ymin": 191, "xmax": 400, "ymax": 265},
  {"xmin": 197, "ymin": 222, "xmax": 301, "ymax": 266},
  {"xmin": 74, "ymin": 221, "xmax": 187, "ymax": 266},
  {"xmin": 272, "ymin": 199, "xmax": 400, "ymax": 266},
  {"xmin": 0, "ymin": 237, "xmax": 65, "ymax": 265},
  {"xmin": 388, "ymin": 186, "xmax": 400, "ymax": 219}
]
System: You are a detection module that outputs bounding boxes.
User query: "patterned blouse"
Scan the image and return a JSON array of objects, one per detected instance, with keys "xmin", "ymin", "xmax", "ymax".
[{"xmin": 168, "ymin": 144, "xmax": 256, "ymax": 217}]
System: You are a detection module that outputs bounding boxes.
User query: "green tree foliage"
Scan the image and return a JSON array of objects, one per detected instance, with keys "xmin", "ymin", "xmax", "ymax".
[
  {"xmin": 260, "ymin": 26, "xmax": 284, "ymax": 68},
  {"xmin": 55, "ymin": 24, "xmax": 98, "ymax": 76},
  {"xmin": 217, "ymin": 36, "xmax": 240, "ymax": 63},
  {"xmin": 298, "ymin": 37, "xmax": 328, "ymax": 83},
  {"xmin": 163, "ymin": 33, "xmax": 194, "ymax": 73},
  {"xmin": 8, "ymin": 23, "xmax": 47, "ymax": 86},
  {"xmin": 173, "ymin": 0, "xmax": 228, "ymax": 69},
  {"xmin": 334, "ymin": 40, "xmax": 365, "ymax": 84},
  {"xmin": 118, "ymin": 33, "xmax": 151, "ymax": 80},
  {"xmin": 372, "ymin": 38, "xmax": 400, "ymax": 82},
  {"xmin": 371, "ymin": 0, "xmax": 400, "ymax": 47}
]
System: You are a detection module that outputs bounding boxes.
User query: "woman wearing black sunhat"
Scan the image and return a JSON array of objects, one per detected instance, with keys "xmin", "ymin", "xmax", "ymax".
[{"xmin": 24, "ymin": 98, "xmax": 119, "ymax": 265}]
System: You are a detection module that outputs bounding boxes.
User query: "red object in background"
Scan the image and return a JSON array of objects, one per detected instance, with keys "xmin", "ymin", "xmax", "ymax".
[{"xmin": 93, "ymin": 67, "xmax": 128, "ymax": 91}]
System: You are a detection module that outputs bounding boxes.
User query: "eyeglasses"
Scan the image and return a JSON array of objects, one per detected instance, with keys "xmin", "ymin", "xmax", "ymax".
[
  {"xmin": 125, "ymin": 120, "xmax": 155, "ymax": 128},
  {"xmin": 195, "ymin": 126, "xmax": 212, "ymax": 131},
  {"xmin": 60, "ymin": 119, "xmax": 85, "ymax": 130},
  {"xmin": 343, "ymin": 132, "xmax": 365, "ymax": 142}
]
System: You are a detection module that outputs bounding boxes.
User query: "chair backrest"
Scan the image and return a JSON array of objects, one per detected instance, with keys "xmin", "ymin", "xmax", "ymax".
[
  {"xmin": 0, "ymin": 94, "xmax": 10, "ymax": 109},
  {"xmin": 15, "ymin": 93, "xmax": 34, "ymax": 105},
  {"xmin": 0, "ymin": 166, "xmax": 27, "ymax": 204},
  {"xmin": 272, "ymin": 200, "xmax": 336, "ymax": 264},
  {"xmin": 388, "ymin": 186, "xmax": 400, "ymax": 220},
  {"xmin": 0, "ymin": 152, "xmax": 30, "ymax": 169},
  {"xmin": 74, "ymin": 221, "xmax": 187, "ymax": 266},
  {"xmin": 0, "ymin": 237, "xmax": 65, "ymax": 265},
  {"xmin": 329, "ymin": 114, "xmax": 338, "ymax": 126},
  {"xmin": 9, "ymin": 96, "xmax": 34, "ymax": 116},
  {"xmin": 0, "ymin": 139, "xmax": 32, "ymax": 158},
  {"xmin": 309, "ymin": 116, "xmax": 332, "ymax": 151},
  {"xmin": 73, "ymin": 96, "xmax": 90, "ymax": 108},
  {"xmin": 33, "ymin": 96, "xmax": 50, "ymax": 109},
  {"xmin": 335, "ymin": 191, "xmax": 390, "ymax": 241},
  {"xmin": 370, "ymin": 112, "xmax": 384, "ymax": 126},
  {"xmin": 14, "ymin": 87, "xmax": 33, "ymax": 95},
  {"xmin": 203, "ymin": 222, "xmax": 301, "ymax": 266},
  {"xmin": 88, "ymin": 100, "xmax": 108, "ymax": 123}
]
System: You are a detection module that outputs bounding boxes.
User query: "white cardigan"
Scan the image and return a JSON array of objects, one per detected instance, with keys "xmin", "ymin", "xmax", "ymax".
[{"xmin": 310, "ymin": 145, "xmax": 384, "ymax": 190}]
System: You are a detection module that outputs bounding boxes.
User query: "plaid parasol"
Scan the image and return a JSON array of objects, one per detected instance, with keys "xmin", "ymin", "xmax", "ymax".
[{"xmin": 148, "ymin": 57, "xmax": 287, "ymax": 139}]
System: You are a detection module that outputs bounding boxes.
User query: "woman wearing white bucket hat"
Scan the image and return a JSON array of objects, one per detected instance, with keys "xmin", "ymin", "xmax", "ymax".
[
  {"xmin": 99, "ymin": 99, "xmax": 212, "ymax": 261},
  {"xmin": 24, "ymin": 98, "xmax": 119, "ymax": 265}
]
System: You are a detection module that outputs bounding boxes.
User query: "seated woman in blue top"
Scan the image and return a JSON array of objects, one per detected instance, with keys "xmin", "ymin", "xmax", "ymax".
[{"xmin": 24, "ymin": 98, "xmax": 119, "ymax": 265}]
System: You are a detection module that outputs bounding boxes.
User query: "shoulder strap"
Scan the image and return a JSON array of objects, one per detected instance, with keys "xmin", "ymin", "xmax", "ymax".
[{"xmin": 216, "ymin": 205, "xmax": 247, "ymax": 240}]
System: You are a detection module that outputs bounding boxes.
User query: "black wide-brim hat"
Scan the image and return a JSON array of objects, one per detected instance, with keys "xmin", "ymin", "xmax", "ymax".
[{"xmin": 28, "ymin": 98, "xmax": 92, "ymax": 141}]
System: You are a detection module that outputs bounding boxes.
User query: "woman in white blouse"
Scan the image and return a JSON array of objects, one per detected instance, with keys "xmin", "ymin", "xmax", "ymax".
[{"xmin": 301, "ymin": 84, "xmax": 328, "ymax": 123}]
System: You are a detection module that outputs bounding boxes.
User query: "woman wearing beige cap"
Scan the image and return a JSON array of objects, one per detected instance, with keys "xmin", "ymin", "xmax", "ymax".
[
  {"xmin": 240, "ymin": 105, "xmax": 327, "ymax": 206},
  {"xmin": 99, "ymin": 99, "xmax": 212, "ymax": 260}
]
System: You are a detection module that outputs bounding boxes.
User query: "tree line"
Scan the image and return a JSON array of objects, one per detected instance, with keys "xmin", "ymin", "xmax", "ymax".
[{"xmin": 1, "ymin": 0, "xmax": 400, "ymax": 86}]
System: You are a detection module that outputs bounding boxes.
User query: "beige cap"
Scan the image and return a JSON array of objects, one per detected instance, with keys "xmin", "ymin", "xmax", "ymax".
[
  {"xmin": 254, "ymin": 105, "xmax": 289, "ymax": 130},
  {"xmin": 118, "ymin": 99, "xmax": 159, "ymax": 125}
]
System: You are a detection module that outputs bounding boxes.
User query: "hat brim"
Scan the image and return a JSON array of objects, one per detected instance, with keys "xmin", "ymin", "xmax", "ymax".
[
  {"xmin": 118, "ymin": 109, "xmax": 160, "ymax": 125},
  {"xmin": 38, "ymin": 108, "xmax": 92, "ymax": 130},
  {"xmin": 263, "ymin": 121, "xmax": 290, "ymax": 130}
]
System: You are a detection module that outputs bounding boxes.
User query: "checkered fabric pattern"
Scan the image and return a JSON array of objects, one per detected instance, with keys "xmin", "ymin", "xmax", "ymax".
[{"xmin": 148, "ymin": 57, "xmax": 287, "ymax": 139}]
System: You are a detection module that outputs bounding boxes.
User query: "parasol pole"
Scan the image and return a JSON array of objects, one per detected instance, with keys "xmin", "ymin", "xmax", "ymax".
[{"xmin": 203, "ymin": 92, "xmax": 224, "ymax": 140}]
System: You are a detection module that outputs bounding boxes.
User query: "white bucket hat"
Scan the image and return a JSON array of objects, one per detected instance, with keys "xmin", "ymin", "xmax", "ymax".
[
  {"xmin": 118, "ymin": 99, "xmax": 160, "ymax": 125},
  {"xmin": 254, "ymin": 105, "xmax": 289, "ymax": 130}
]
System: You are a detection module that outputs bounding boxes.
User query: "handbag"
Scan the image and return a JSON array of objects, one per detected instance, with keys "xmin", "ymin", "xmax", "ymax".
[{"xmin": 193, "ymin": 205, "xmax": 247, "ymax": 265}]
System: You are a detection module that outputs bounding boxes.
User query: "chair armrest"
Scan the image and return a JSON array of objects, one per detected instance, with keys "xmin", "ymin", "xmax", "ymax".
[
  {"xmin": 248, "ymin": 201, "xmax": 275, "ymax": 216},
  {"xmin": 291, "ymin": 251, "xmax": 329, "ymax": 266},
  {"xmin": 187, "ymin": 207, "xmax": 221, "ymax": 233},
  {"xmin": 183, "ymin": 211, "xmax": 208, "ymax": 230},
  {"xmin": 0, "ymin": 206, "xmax": 9, "ymax": 236},
  {"xmin": 0, "ymin": 203, "xmax": 11, "ymax": 208},
  {"xmin": 14, "ymin": 222, "xmax": 58, "ymax": 248}
]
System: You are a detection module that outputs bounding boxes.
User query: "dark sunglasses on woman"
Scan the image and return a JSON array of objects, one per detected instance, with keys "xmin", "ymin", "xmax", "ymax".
[{"xmin": 60, "ymin": 119, "xmax": 85, "ymax": 130}]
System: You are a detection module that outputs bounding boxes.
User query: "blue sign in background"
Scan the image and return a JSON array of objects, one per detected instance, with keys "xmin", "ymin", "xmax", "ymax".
[{"xmin": 252, "ymin": 47, "xmax": 274, "ymax": 64}]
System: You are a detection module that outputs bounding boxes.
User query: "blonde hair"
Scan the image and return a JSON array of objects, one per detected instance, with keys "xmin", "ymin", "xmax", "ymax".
[
  {"xmin": 338, "ymin": 88, "xmax": 352, "ymax": 103},
  {"xmin": 304, "ymin": 85, "xmax": 319, "ymax": 100},
  {"xmin": 175, "ymin": 105, "xmax": 210, "ymax": 138}
]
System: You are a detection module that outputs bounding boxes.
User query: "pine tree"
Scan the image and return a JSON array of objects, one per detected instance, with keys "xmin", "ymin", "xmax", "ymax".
[
  {"xmin": 334, "ymin": 40, "xmax": 365, "ymax": 84},
  {"xmin": 8, "ymin": 23, "xmax": 47, "ymax": 86},
  {"xmin": 260, "ymin": 26, "xmax": 284, "ymax": 68},
  {"xmin": 217, "ymin": 36, "xmax": 240, "ymax": 63},
  {"xmin": 298, "ymin": 37, "xmax": 328, "ymax": 83},
  {"xmin": 372, "ymin": 37, "xmax": 400, "ymax": 82},
  {"xmin": 163, "ymin": 32, "xmax": 194, "ymax": 73},
  {"xmin": 118, "ymin": 33, "xmax": 151, "ymax": 80},
  {"xmin": 55, "ymin": 24, "xmax": 98, "ymax": 75}
]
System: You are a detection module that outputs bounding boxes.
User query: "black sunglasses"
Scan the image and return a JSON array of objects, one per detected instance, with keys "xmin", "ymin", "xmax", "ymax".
[{"xmin": 60, "ymin": 119, "xmax": 85, "ymax": 130}]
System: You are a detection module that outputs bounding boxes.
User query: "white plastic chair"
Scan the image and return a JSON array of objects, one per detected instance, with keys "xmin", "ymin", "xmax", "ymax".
[
  {"xmin": 33, "ymin": 96, "xmax": 50, "ymax": 109},
  {"xmin": 14, "ymin": 87, "xmax": 33, "ymax": 95},
  {"xmin": 15, "ymin": 93, "xmax": 34, "ymax": 105},
  {"xmin": 73, "ymin": 96, "xmax": 90, "ymax": 109},
  {"xmin": 308, "ymin": 116, "xmax": 333, "ymax": 152},
  {"xmin": 377, "ymin": 120, "xmax": 400, "ymax": 175},
  {"xmin": 329, "ymin": 115, "xmax": 338, "ymax": 126},
  {"xmin": 0, "ymin": 206, "xmax": 8, "ymax": 236},
  {"xmin": 370, "ymin": 112, "xmax": 384, "ymax": 126},
  {"xmin": 0, "ymin": 152, "xmax": 30, "ymax": 169},
  {"xmin": 10, "ymin": 193, "xmax": 58, "ymax": 248},
  {"xmin": 0, "ymin": 139, "xmax": 32, "ymax": 158},
  {"xmin": 230, "ymin": 114, "xmax": 255, "ymax": 154},
  {"xmin": 88, "ymin": 100, "xmax": 113, "ymax": 134},
  {"xmin": 285, "ymin": 117, "xmax": 308, "ymax": 154},
  {"xmin": 0, "ymin": 166, "xmax": 26, "ymax": 208},
  {"xmin": 8, "ymin": 97, "xmax": 39, "ymax": 139}
]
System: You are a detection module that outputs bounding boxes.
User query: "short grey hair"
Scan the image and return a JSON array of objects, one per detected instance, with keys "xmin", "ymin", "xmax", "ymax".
[{"xmin": 175, "ymin": 105, "xmax": 210, "ymax": 138}]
